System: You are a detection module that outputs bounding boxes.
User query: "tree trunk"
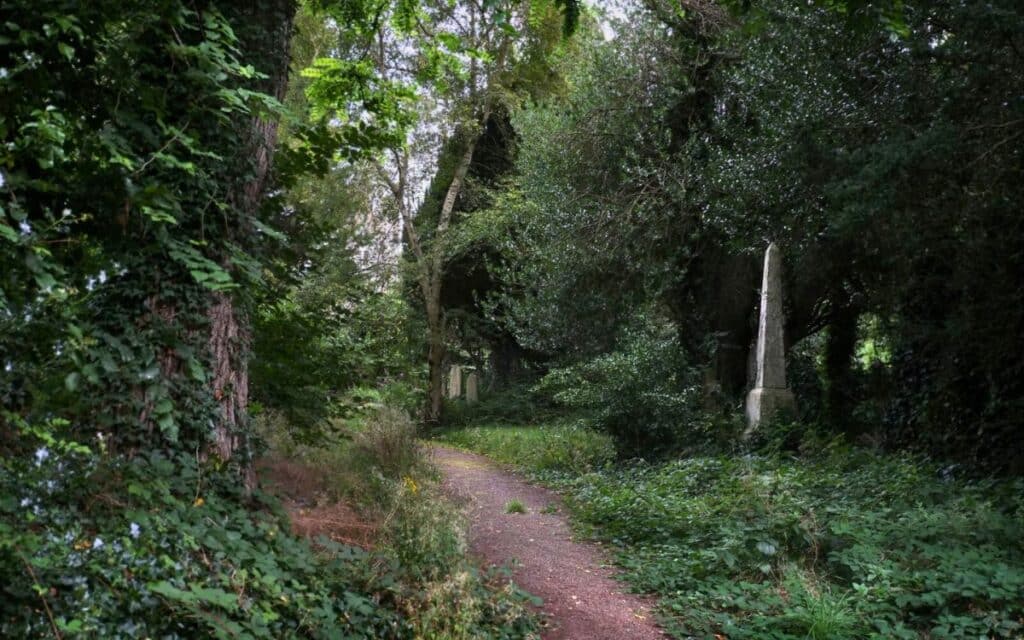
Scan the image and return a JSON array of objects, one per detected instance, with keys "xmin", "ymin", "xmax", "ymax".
[
  {"xmin": 209, "ymin": 0, "xmax": 296, "ymax": 485},
  {"xmin": 418, "ymin": 128, "xmax": 484, "ymax": 424},
  {"xmin": 208, "ymin": 293, "xmax": 250, "ymax": 465},
  {"xmin": 425, "ymin": 299, "xmax": 446, "ymax": 423},
  {"xmin": 824, "ymin": 308, "xmax": 859, "ymax": 436}
]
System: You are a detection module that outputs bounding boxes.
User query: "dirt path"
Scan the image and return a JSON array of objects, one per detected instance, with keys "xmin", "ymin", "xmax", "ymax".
[{"xmin": 432, "ymin": 446, "xmax": 665, "ymax": 640}]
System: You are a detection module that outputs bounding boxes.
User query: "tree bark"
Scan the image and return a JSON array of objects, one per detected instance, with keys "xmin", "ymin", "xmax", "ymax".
[
  {"xmin": 209, "ymin": 0, "xmax": 296, "ymax": 484},
  {"xmin": 421, "ymin": 132, "xmax": 481, "ymax": 423},
  {"xmin": 425, "ymin": 297, "xmax": 447, "ymax": 423},
  {"xmin": 824, "ymin": 308, "xmax": 859, "ymax": 436}
]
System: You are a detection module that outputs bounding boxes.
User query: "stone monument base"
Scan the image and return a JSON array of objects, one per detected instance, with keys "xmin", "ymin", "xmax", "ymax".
[{"xmin": 745, "ymin": 386, "xmax": 796, "ymax": 430}]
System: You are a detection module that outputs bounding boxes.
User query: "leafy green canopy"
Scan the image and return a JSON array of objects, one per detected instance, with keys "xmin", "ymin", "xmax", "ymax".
[{"xmin": 482, "ymin": 0, "xmax": 1024, "ymax": 467}]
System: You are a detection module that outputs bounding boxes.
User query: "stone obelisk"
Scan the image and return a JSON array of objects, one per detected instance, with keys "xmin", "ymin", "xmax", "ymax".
[{"xmin": 745, "ymin": 243, "xmax": 795, "ymax": 429}]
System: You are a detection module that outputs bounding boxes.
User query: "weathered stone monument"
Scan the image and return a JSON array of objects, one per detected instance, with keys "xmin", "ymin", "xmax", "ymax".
[
  {"xmin": 447, "ymin": 365, "xmax": 462, "ymax": 399},
  {"xmin": 465, "ymin": 372, "xmax": 479, "ymax": 404},
  {"xmin": 745, "ymin": 243, "xmax": 795, "ymax": 429}
]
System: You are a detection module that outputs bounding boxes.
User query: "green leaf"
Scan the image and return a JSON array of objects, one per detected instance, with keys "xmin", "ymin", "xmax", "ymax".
[
  {"xmin": 252, "ymin": 218, "xmax": 286, "ymax": 242},
  {"xmin": 0, "ymin": 223, "xmax": 18, "ymax": 243},
  {"xmin": 156, "ymin": 414, "xmax": 177, "ymax": 440}
]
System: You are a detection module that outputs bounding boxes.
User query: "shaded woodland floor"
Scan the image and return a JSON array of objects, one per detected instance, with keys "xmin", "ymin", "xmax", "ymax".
[{"xmin": 258, "ymin": 457, "xmax": 377, "ymax": 549}]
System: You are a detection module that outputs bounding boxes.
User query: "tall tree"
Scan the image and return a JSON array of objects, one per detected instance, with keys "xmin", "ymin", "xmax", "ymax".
[{"xmin": 355, "ymin": 0, "xmax": 572, "ymax": 422}]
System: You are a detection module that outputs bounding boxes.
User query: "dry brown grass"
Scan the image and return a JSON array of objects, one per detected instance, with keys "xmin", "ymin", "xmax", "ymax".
[{"xmin": 257, "ymin": 456, "xmax": 377, "ymax": 549}]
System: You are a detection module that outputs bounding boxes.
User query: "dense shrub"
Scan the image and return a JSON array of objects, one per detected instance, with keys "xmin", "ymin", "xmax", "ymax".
[
  {"xmin": 536, "ymin": 315, "xmax": 702, "ymax": 456},
  {"xmin": 350, "ymin": 408, "xmax": 423, "ymax": 480}
]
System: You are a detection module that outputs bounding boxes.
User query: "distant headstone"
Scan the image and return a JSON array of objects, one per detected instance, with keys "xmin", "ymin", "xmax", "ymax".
[
  {"xmin": 447, "ymin": 365, "xmax": 462, "ymax": 399},
  {"xmin": 745, "ymin": 243, "xmax": 795, "ymax": 429},
  {"xmin": 465, "ymin": 372, "xmax": 479, "ymax": 404}
]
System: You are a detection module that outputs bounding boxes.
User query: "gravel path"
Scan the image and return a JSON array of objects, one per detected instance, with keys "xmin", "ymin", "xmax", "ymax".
[{"xmin": 431, "ymin": 445, "xmax": 665, "ymax": 640}]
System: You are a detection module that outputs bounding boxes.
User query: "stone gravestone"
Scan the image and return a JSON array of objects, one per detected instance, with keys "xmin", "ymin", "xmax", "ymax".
[
  {"xmin": 465, "ymin": 372, "xmax": 479, "ymax": 404},
  {"xmin": 745, "ymin": 243, "xmax": 795, "ymax": 429},
  {"xmin": 447, "ymin": 365, "xmax": 462, "ymax": 400}
]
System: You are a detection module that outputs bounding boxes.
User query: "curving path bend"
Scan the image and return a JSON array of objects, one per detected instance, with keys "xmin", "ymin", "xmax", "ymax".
[{"xmin": 431, "ymin": 445, "xmax": 665, "ymax": 640}]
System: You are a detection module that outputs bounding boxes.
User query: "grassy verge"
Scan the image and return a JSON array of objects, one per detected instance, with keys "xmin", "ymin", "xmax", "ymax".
[
  {"xmin": 259, "ymin": 408, "xmax": 541, "ymax": 640},
  {"xmin": 438, "ymin": 422, "xmax": 1024, "ymax": 639},
  {"xmin": 435, "ymin": 422, "xmax": 615, "ymax": 477}
]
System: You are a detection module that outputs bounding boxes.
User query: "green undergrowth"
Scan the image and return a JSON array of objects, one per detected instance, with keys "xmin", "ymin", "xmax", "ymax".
[
  {"xmin": 442, "ymin": 422, "xmax": 1024, "ymax": 639},
  {"xmin": 435, "ymin": 422, "xmax": 615, "ymax": 476},
  {"xmin": 0, "ymin": 408, "xmax": 539, "ymax": 639},
  {"xmin": 440, "ymin": 382, "xmax": 563, "ymax": 429},
  {"xmin": 0, "ymin": 440, "xmax": 399, "ymax": 638},
  {"xmin": 260, "ymin": 407, "xmax": 541, "ymax": 640}
]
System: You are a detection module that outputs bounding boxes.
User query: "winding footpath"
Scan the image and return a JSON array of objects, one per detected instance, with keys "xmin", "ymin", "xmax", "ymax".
[{"xmin": 431, "ymin": 446, "xmax": 665, "ymax": 640}]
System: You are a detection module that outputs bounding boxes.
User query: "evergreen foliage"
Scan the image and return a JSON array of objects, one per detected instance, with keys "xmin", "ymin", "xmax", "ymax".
[{"xmin": 475, "ymin": 0, "xmax": 1024, "ymax": 468}]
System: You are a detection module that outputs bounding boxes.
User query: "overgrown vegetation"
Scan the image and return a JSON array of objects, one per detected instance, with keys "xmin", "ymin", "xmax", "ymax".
[
  {"xmin": 4, "ymin": 0, "xmax": 1023, "ymax": 636},
  {"xmin": 443, "ymin": 419, "xmax": 1024, "ymax": 639},
  {"xmin": 258, "ymin": 407, "xmax": 541, "ymax": 639},
  {"xmin": 1, "ymin": 434, "xmax": 401, "ymax": 638},
  {"xmin": 0, "ymin": 0, "xmax": 569, "ymax": 636}
]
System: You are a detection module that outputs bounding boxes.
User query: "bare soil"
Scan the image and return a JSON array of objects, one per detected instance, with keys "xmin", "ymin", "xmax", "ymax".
[{"xmin": 432, "ymin": 445, "xmax": 665, "ymax": 640}]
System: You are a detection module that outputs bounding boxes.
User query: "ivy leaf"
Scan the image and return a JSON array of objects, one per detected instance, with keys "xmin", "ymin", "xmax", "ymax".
[
  {"xmin": 252, "ymin": 218, "xmax": 286, "ymax": 242},
  {"xmin": 188, "ymin": 358, "xmax": 206, "ymax": 382},
  {"xmin": 156, "ymin": 413, "xmax": 177, "ymax": 441}
]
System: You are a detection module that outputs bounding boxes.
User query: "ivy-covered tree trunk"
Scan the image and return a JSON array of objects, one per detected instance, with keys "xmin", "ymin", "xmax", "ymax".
[{"xmin": 210, "ymin": 0, "xmax": 296, "ymax": 483}]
